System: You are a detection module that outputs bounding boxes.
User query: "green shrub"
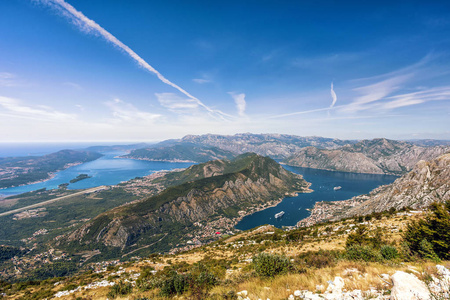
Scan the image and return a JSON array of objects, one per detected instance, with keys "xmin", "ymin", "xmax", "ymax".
[
  {"xmin": 253, "ymin": 252, "xmax": 292, "ymax": 277},
  {"xmin": 346, "ymin": 225, "xmax": 384, "ymax": 249},
  {"xmin": 107, "ymin": 281, "xmax": 133, "ymax": 299},
  {"xmin": 296, "ymin": 250, "xmax": 340, "ymax": 269},
  {"xmin": 380, "ymin": 245, "xmax": 399, "ymax": 260},
  {"xmin": 345, "ymin": 245, "xmax": 382, "ymax": 262},
  {"xmin": 403, "ymin": 201, "xmax": 450, "ymax": 260}
]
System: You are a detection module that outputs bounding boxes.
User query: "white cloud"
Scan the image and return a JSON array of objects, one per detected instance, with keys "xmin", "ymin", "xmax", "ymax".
[
  {"xmin": 0, "ymin": 96, "xmax": 76, "ymax": 121},
  {"xmin": 229, "ymin": 93, "xmax": 246, "ymax": 117},
  {"xmin": 330, "ymin": 82, "xmax": 337, "ymax": 108},
  {"xmin": 381, "ymin": 86, "xmax": 450, "ymax": 109},
  {"xmin": 104, "ymin": 98, "xmax": 161, "ymax": 123},
  {"xmin": 156, "ymin": 93, "xmax": 199, "ymax": 113},
  {"xmin": 37, "ymin": 0, "xmax": 231, "ymax": 120},
  {"xmin": 341, "ymin": 74, "xmax": 413, "ymax": 112}
]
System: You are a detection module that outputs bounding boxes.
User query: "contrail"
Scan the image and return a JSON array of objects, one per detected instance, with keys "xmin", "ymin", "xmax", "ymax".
[
  {"xmin": 330, "ymin": 82, "xmax": 337, "ymax": 108},
  {"xmin": 270, "ymin": 82, "xmax": 340, "ymax": 119},
  {"xmin": 37, "ymin": 0, "xmax": 231, "ymax": 120}
]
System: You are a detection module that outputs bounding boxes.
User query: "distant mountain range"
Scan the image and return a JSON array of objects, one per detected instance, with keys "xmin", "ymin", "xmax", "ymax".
[
  {"xmin": 121, "ymin": 143, "xmax": 236, "ymax": 163},
  {"xmin": 121, "ymin": 133, "xmax": 355, "ymax": 162},
  {"xmin": 60, "ymin": 153, "xmax": 310, "ymax": 258},
  {"xmin": 299, "ymin": 152, "xmax": 450, "ymax": 226},
  {"xmin": 283, "ymin": 138, "xmax": 449, "ymax": 175}
]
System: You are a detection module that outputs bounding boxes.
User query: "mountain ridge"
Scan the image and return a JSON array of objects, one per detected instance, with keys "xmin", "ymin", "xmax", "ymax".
[
  {"xmin": 60, "ymin": 153, "xmax": 310, "ymax": 257},
  {"xmin": 284, "ymin": 138, "xmax": 449, "ymax": 175},
  {"xmin": 298, "ymin": 152, "xmax": 450, "ymax": 226}
]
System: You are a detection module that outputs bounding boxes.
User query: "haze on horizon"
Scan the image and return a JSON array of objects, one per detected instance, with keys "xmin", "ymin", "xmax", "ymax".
[{"xmin": 0, "ymin": 0, "xmax": 449, "ymax": 142}]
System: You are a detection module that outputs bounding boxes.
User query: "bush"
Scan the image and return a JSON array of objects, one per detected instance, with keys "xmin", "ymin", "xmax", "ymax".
[
  {"xmin": 403, "ymin": 201, "xmax": 450, "ymax": 260},
  {"xmin": 296, "ymin": 250, "xmax": 340, "ymax": 269},
  {"xmin": 345, "ymin": 245, "xmax": 382, "ymax": 262},
  {"xmin": 107, "ymin": 281, "xmax": 133, "ymax": 299},
  {"xmin": 346, "ymin": 225, "xmax": 384, "ymax": 249},
  {"xmin": 380, "ymin": 245, "xmax": 399, "ymax": 260},
  {"xmin": 159, "ymin": 266, "xmax": 218, "ymax": 297},
  {"xmin": 253, "ymin": 252, "xmax": 292, "ymax": 277}
]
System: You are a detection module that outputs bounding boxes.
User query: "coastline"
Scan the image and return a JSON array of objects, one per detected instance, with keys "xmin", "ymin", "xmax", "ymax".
[{"xmin": 0, "ymin": 161, "xmax": 86, "ymax": 191}]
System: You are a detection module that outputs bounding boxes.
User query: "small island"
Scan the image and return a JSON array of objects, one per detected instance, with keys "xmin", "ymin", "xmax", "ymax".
[{"xmin": 69, "ymin": 174, "xmax": 92, "ymax": 184}]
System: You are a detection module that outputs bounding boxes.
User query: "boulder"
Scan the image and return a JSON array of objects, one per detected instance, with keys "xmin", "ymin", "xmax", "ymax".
[
  {"xmin": 390, "ymin": 271, "xmax": 430, "ymax": 300},
  {"xmin": 326, "ymin": 276, "xmax": 345, "ymax": 294}
]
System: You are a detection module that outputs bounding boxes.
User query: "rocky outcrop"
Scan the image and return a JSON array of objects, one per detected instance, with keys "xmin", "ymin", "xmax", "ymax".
[
  {"xmin": 284, "ymin": 138, "xmax": 449, "ymax": 175},
  {"xmin": 63, "ymin": 154, "xmax": 310, "ymax": 252},
  {"xmin": 298, "ymin": 153, "xmax": 450, "ymax": 226},
  {"xmin": 390, "ymin": 271, "xmax": 430, "ymax": 300}
]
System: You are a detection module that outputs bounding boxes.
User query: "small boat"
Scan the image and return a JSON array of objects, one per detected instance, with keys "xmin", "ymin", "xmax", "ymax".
[
  {"xmin": 275, "ymin": 211, "xmax": 285, "ymax": 218},
  {"xmin": 333, "ymin": 186, "xmax": 342, "ymax": 191}
]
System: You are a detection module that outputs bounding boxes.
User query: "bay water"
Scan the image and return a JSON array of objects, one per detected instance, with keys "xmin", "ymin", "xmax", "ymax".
[
  {"xmin": 235, "ymin": 165, "xmax": 397, "ymax": 230},
  {"xmin": 0, "ymin": 152, "xmax": 193, "ymax": 197}
]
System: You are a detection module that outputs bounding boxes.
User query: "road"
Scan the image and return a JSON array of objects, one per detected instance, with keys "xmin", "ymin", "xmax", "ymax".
[{"xmin": 0, "ymin": 186, "xmax": 107, "ymax": 217}]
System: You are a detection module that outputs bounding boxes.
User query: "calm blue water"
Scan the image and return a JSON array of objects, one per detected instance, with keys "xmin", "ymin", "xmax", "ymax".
[
  {"xmin": 235, "ymin": 165, "xmax": 398, "ymax": 230},
  {"xmin": 0, "ymin": 152, "xmax": 193, "ymax": 197}
]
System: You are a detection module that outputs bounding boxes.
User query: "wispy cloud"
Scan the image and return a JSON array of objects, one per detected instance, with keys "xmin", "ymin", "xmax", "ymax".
[
  {"xmin": 104, "ymin": 98, "xmax": 161, "ymax": 123},
  {"xmin": 330, "ymin": 82, "xmax": 337, "ymax": 108},
  {"xmin": 63, "ymin": 81, "xmax": 82, "ymax": 90},
  {"xmin": 192, "ymin": 78, "xmax": 211, "ymax": 84},
  {"xmin": 342, "ymin": 74, "xmax": 413, "ymax": 112},
  {"xmin": 229, "ymin": 93, "xmax": 246, "ymax": 117},
  {"xmin": 37, "ymin": 0, "xmax": 230, "ymax": 120},
  {"xmin": 156, "ymin": 93, "xmax": 199, "ymax": 113},
  {"xmin": 0, "ymin": 72, "xmax": 19, "ymax": 87},
  {"xmin": 381, "ymin": 86, "xmax": 450, "ymax": 109},
  {"xmin": 0, "ymin": 96, "xmax": 76, "ymax": 121}
]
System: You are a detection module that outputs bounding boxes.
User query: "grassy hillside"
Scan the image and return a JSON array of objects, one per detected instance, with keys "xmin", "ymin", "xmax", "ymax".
[{"xmin": 3, "ymin": 204, "xmax": 450, "ymax": 300}]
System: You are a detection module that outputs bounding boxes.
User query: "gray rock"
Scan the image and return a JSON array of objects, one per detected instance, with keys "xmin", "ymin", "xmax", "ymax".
[{"xmin": 390, "ymin": 271, "xmax": 430, "ymax": 300}]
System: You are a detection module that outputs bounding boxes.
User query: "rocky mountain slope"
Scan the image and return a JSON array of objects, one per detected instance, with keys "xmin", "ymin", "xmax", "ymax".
[
  {"xmin": 299, "ymin": 153, "xmax": 450, "ymax": 226},
  {"xmin": 122, "ymin": 142, "xmax": 236, "ymax": 163},
  {"xmin": 159, "ymin": 133, "xmax": 355, "ymax": 159},
  {"xmin": 284, "ymin": 138, "xmax": 449, "ymax": 175},
  {"xmin": 61, "ymin": 154, "xmax": 310, "ymax": 257}
]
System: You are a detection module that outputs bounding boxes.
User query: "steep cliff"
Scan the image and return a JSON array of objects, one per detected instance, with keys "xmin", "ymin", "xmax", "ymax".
[
  {"xmin": 284, "ymin": 138, "xmax": 449, "ymax": 175},
  {"xmin": 298, "ymin": 153, "xmax": 450, "ymax": 226},
  {"xmin": 62, "ymin": 154, "xmax": 310, "ymax": 256}
]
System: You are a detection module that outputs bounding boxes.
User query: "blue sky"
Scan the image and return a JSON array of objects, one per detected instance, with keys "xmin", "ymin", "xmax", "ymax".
[{"xmin": 0, "ymin": 0, "xmax": 449, "ymax": 142}]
